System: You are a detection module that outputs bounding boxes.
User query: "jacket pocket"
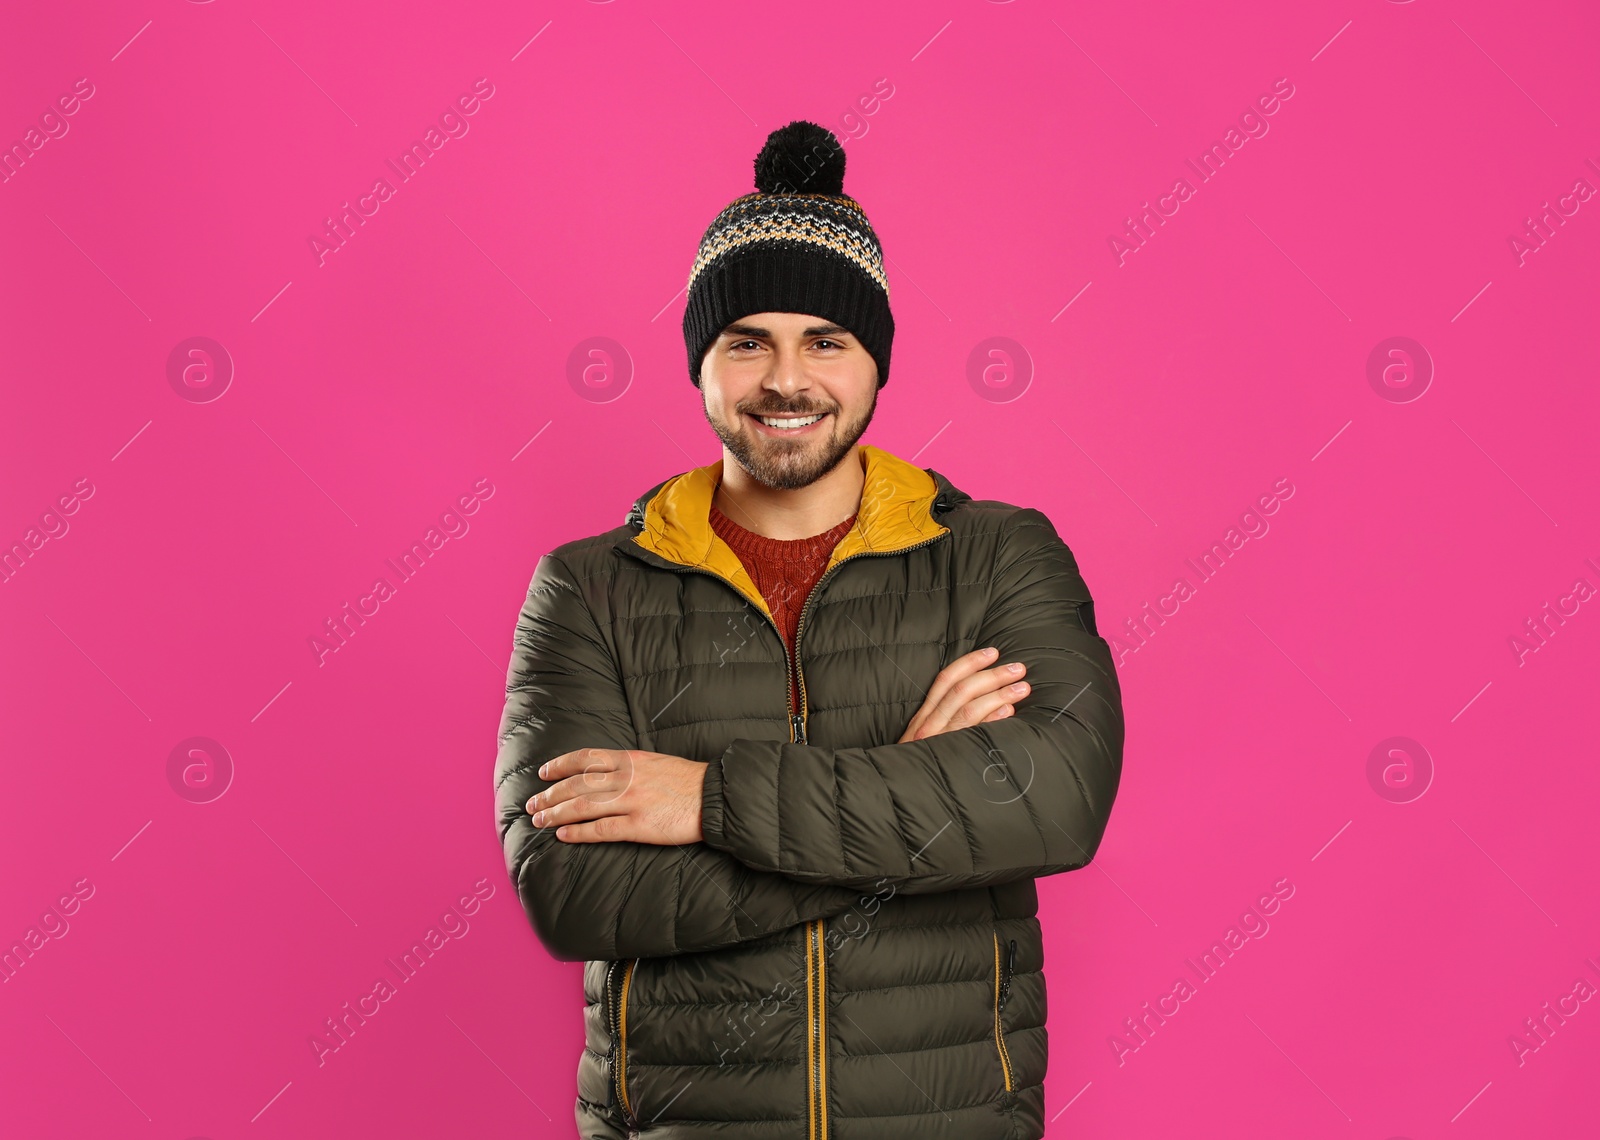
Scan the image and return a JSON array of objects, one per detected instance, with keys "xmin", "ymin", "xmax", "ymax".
[
  {"xmin": 606, "ymin": 958, "xmax": 640, "ymax": 1129},
  {"xmin": 991, "ymin": 932, "xmax": 1017, "ymax": 1096}
]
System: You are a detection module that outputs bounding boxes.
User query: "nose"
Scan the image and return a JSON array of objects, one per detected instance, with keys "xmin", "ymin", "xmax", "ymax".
[
  {"xmin": 765, "ymin": 361, "xmax": 808, "ymax": 398},
  {"xmin": 759, "ymin": 373, "xmax": 816, "ymax": 413}
]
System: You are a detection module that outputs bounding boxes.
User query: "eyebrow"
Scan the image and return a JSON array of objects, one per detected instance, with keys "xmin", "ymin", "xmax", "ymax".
[{"xmin": 719, "ymin": 322, "xmax": 851, "ymax": 340}]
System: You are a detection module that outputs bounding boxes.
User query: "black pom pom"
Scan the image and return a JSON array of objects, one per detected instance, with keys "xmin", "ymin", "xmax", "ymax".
[{"xmin": 753, "ymin": 120, "xmax": 846, "ymax": 196}]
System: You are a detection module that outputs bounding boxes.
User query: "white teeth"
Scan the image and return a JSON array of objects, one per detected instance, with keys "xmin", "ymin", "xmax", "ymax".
[{"xmin": 756, "ymin": 413, "xmax": 823, "ymax": 429}]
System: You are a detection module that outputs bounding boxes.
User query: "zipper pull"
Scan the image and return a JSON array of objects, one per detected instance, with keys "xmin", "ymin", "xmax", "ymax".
[
  {"xmin": 791, "ymin": 713, "xmax": 807, "ymax": 744},
  {"xmin": 998, "ymin": 939, "xmax": 1018, "ymax": 1013}
]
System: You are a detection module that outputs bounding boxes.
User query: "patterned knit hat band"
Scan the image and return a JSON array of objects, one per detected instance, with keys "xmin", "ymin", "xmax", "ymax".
[{"xmin": 683, "ymin": 121, "xmax": 894, "ymax": 389}]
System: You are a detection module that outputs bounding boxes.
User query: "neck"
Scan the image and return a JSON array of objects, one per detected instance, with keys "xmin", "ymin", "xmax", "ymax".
[{"xmin": 712, "ymin": 447, "xmax": 865, "ymax": 540}]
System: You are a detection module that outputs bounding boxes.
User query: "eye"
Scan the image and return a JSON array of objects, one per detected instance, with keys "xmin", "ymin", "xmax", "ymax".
[
  {"xmin": 732, "ymin": 339, "xmax": 761, "ymax": 351},
  {"xmin": 813, "ymin": 339, "xmax": 842, "ymax": 350}
]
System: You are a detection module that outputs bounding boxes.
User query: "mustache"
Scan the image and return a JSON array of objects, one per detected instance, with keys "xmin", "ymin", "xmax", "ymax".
[{"xmin": 742, "ymin": 404, "xmax": 834, "ymax": 417}]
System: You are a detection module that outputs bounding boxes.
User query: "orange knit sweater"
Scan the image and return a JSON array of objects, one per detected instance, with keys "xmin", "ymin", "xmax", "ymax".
[{"xmin": 708, "ymin": 502, "xmax": 857, "ymax": 715}]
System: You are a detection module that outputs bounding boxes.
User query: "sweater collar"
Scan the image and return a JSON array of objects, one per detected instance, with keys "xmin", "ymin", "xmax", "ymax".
[
  {"xmin": 618, "ymin": 444, "xmax": 953, "ymax": 619},
  {"xmin": 708, "ymin": 501, "xmax": 858, "ymax": 561}
]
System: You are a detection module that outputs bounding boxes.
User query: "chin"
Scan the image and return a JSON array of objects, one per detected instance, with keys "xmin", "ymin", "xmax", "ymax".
[{"xmin": 740, "ymin": 435, "xmax": 857, "ymax": 490}]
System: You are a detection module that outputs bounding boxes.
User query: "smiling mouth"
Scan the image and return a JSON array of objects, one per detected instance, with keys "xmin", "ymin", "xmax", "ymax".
[{"xmin": 746, "ymin": 411, "xmax": 830, "ymax": 435}]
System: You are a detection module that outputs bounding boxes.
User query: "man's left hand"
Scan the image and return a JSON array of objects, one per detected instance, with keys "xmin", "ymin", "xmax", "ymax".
[{"xmin": 527, "ymin": 748, "xmax": 706, "ymax": 845}]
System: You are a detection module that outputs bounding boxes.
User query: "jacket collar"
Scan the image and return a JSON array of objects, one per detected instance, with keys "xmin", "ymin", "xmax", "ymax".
[{"xmin": 616, "ymin": 444, "xmax": 956, "ymax": 620}]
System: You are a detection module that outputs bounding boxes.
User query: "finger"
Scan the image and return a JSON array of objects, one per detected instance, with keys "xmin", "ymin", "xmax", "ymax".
[
  {"xmin": 528, "ymin": 769, "xmax": 624, "ymax": 813},
  {"xmin": 536, "ymin": 749, "xmax": 583, "ymax": 782},
  {"xmin": 906, "ymin": 691, "xmax": 1014, "ymax": 742},
  {"xmin": 937, "ymin": 647, "xmax": 1001, "ymax": 694},
  {"xmin": 533, "ymin": 790, "xmax": 626, "ymax": 831},
  {"xmin": 912, "ymin": 648, "xmax": 1000, "ymax": 730},
  {"xmin": 552, "ymin": 815, "xmax": 630, "ymax": 843},
  {"xmin": 947, "ymin": 683, "xmax": 1026, "ymax": 730},
  {"xmin": 531, "ymin": 762, "xmax": 617, "ymax": 813},
  {"xmin": 968, "ymin": 660, "xmax": 1028, "ymax": 697},
  {"xmin": 911, "ymin": 693, "xmax": 1017, "ymax": 741},
  {"xmin": 949, "ymin": 645, "xmax": 1001, "ymax": 676},
  {"xmin": 538, "ymin": 747, "xmax": 620, "ymax": 783},
  {"xmin": 921, "ymin": 669, "xmax": 1030, "ymax": 739},
  {"xmin": 929, "ymin": 672, "xmax": 1029, "ymax": 737},
  {"xmin": 929, "ymin": 662, "xmax": 1027, "ymax": 729}
]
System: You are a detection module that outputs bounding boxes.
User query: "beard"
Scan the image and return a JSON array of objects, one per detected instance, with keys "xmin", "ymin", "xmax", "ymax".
[{"xmin": 704, "ymin": 386, "xmax": 877, "ymax": 491}]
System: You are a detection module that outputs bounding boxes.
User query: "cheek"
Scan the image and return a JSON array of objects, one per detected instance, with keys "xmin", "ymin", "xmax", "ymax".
[{"xmin": 708, "ymin": 393, "xmax": 752, "ymax": 427}]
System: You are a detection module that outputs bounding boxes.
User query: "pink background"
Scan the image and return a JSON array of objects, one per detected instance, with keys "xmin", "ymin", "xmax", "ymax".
[{"xmin": 2, "ymin": 1, "xmax": 1596, "ymax": 1136}]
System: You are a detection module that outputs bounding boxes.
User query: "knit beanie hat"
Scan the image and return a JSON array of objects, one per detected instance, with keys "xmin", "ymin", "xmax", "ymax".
[{"xmin": 682, "ymin": 120, "xmax": 894, "ymax": 389}]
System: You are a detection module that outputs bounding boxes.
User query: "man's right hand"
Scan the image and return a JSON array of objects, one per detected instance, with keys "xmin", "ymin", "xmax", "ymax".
[{"xmin": 897, "ymin": 646, "xmax": 1029, "ymax": 743}]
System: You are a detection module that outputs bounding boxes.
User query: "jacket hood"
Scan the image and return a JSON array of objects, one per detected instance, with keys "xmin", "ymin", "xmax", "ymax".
[{"xmin": 617, "ymin": 444, "xmax": 971, "ymax": 620}]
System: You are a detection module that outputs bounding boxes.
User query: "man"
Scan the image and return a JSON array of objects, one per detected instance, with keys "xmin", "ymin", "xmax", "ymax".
[{"xmin": 494, "ymin": 120, "xmax": 1125, "ymax": 1140}]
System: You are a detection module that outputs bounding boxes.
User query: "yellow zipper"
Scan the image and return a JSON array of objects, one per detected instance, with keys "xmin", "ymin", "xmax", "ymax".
[
  {"xmin": 612, "ymin": 958, "xmax": 638, "ymax": 1126},
  {"xmin": 806, "ymin": 917, "xmax": 829, "ymax": 1139},
  {"xmin": 992, "ymin": 933, "xmax": 1015, "ymax": 1092}
]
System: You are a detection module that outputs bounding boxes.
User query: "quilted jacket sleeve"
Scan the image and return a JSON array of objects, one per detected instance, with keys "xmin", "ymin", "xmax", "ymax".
[
  {"xmin": 495, "ymin": 552, "xmax": 868, "ymax": 963},
  {"xmin": 699, "ymin": 508, "xmax": 1124, "ymax": 894}
]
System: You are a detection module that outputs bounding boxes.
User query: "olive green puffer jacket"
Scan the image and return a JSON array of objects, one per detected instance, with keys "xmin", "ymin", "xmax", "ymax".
[{"xmin": 494, "ymin": 444, "xmax": 1124, "ymax": 1140}]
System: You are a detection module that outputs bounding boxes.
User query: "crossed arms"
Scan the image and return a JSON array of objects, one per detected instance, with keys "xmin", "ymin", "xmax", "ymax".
[{"xmin": 492, "ymin": 508, "xmax": 1125, "ymax": 962}]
